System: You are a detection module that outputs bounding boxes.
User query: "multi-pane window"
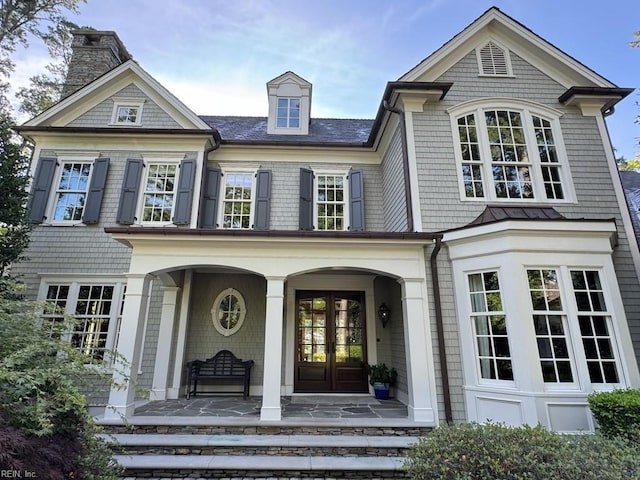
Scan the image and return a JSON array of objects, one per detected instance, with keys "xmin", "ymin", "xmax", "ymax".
[
  {"xmin": 316, "ymin": 174, "xmax": 346, "ymax": 231},
  {"xmin": 116, "ymin": 106, "xmax": 139, "ymax": 124},
  {"xmin": 42, "ymin": 282, "xmax": 125, "ymax": 363},
  {"xmin": 485, "ymin": 110, "xmax": 532, "ymax": 199},
  {"xmin": 533, "ymin": 116, "xmax": 564, "ymax": 199},
  {"xmin": 571, "ymin": 270, "xmax": 619, "ymax": 383},
  {"xmin": 142, "ymin": 163, "xmax": 176, "ymax": 222},
  {"xmin": 43, "ymin": 284, "xmax": 70, "ymax": 336},
  {"xmin": 53, "ymin": 162, "xmax": 92, "ymax": 221},
  {"xmin": 453, "ymin": 104, "xmax": 568, "ymax": 202},
  {"xmin": 468, "ymin": 271, "xmax": 513, "ymax": 381},
  {"xmin": 222, "ymin": 173, "xmax": 253, "ymax": 229},
  {"xmin": 458, "ymin": 114, "xmax": 483, "ymax": 198},
  {"xmin": 72, "ymin": 285, "xmax": 114, "ymax": 361},
  {"xmin": 111, "ymin": 101, "xmax": 143, "ymax": 126},
  {"xmin": 276, "ymin": 98, "xmax": 300, "ymax": 128},
  {"xmin": 527, "ymin": 269, "xmax": 573, "ymax": 383}
]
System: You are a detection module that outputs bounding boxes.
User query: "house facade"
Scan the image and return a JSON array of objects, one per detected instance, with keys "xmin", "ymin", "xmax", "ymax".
[{"xmin": 14, "ymin": 8, "xmax": 640, "ymax": 432}]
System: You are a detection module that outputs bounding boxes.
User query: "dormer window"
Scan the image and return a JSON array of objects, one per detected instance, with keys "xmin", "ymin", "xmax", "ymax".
[
  {"xmin": 267, "ymin": 71, "xmax": 311, "ymax": 135},
  {"xmin": 277, "ymin": 98, "xmax": 300, "ymax": 128},
  {"xmin": 111, "ymin": 98, "xmax": 145, "ymax": 126},
  {"xmin": 476, "ymin": 41, "xmax": 512, "ymax": 77}
]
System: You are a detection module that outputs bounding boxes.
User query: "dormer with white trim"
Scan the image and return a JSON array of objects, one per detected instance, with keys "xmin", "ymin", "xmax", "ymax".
[{"xmin": 266, "ymin": 71, "xmax": 312, "ymax": 135}]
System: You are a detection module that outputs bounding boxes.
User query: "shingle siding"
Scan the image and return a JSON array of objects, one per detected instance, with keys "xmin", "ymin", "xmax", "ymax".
[
  {"xmin": 381, "ymin": 125, "xmax": 409, "ymax": 232},
  {"xmin": 185, "ymin": 273, "xmax": 267, "ymax": 387},
  {"xmin": 68, "ymin": 84, "xmax": 181, "ymax": 128},
  {"xmin": 412, "ymin": 49, "xmax": 640, "ymax": 371}
]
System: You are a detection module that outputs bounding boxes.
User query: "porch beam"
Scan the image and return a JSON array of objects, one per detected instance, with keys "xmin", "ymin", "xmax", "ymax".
[
  {"xmin": 105, "ymin": 273, "xmax": 152, "ymax": 419},
  {"xmin": 260, "ymin": 277, "xmax": 285, "ymax": 421},
  {"xmin": 150, "ymin": 286, "xmax": 181, "ymax": 401}
]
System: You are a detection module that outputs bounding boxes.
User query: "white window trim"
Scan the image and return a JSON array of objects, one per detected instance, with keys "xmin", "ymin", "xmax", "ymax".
[
  {"xmin": 37, "ymin": 275, "xmax": 127, "ymax": 369},
  {"xmin": 475, "ymin": 39, "xmax": 514, "ymax": 77},
  {"xmin": 211, "ymin": 288, "xmax": 247, "ymax": 336},
  {"xmin": 137, "ymin": 158, "xmax": 180, "ymax": 226},
  {"xmin": 312, "ymin": 169, "xmax": 350, "ymax": 232},
  {"xmin": 46, "ymin": 156, "xmax": 96, "ymax": 226},
  {"xmin": 217, "ymin": 166, "xmax": 258, "ymax": 230},
  {"xmin": 466, "ymin": 268, "xmax": 516, "ymax": 388},
  {"xmin": 110, "ymin": 98, "xmax": 145, "ymax": 126},
  {"xmin": 448, "ymin": 98, "xmax": 576, "ymax": 204},
  {"xmin": 558, "ymin": 265, "xmax": 625, "ymax": 391}
]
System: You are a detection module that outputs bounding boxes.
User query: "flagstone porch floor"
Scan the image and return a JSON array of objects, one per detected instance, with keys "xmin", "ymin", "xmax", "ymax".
[{"xmin": 134, "ymin": 395, "xmax": 408, "ymax": 419}]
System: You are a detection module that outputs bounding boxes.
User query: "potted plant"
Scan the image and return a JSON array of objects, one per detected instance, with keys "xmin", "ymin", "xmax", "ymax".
[{"xmin": 366, "ymin": 363, "xmax": 397, "ymax": 400}]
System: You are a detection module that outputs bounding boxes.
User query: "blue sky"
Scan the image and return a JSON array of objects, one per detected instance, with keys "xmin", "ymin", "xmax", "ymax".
[{"xmin": 12, "ymin": 0, "xmax": 640, "ymax": 158}]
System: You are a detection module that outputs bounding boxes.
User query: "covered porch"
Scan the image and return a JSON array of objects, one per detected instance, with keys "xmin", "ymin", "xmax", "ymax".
[{"xmin": 103, "ymin": 229, "xmax": 441, "ymax": 425}]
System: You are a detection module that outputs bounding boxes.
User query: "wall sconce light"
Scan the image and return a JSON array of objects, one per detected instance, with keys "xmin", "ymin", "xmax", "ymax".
[{"xmin": 378, "ymin": 302, "xmax": 391, "ymax": 328}]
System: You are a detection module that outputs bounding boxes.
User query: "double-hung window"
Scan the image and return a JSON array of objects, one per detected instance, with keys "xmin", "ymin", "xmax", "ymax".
[
  {"xmin": 141, "ymin": 163, "xmax": 177, "ymax": 223},
  {"xmin": 526, "ymin": 267, "xmax": 621, "ymax": 388},
  {"xmin": 42, "ymin": 280, "xmax": 126, "ymax": 364},
  {"xmin": 220, "ymin": 171, "xmax": 255, "ymax": 229},
  {"xmin": 451, "ymin": 100, "xmax": 572, "ymax": 202},
  {"xmin": 468, "ymin": 270, "xmax": 513, "ymax": 382},
  {"xmin": 315, "ymin": 173, "xmax": 348, "ymax": 231},
  {"xmin": 52, "ymin": 161, "xmax": 92, "ymax": 221}
]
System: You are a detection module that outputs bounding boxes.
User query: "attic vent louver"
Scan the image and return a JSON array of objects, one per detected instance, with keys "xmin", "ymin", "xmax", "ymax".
[{"xmin": 478, "ymin": 42, "xmax": 510, "ymax": 76}]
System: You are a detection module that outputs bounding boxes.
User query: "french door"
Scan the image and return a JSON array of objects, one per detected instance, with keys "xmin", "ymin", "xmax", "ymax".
[{"xmin": 295, "ymin": 291, "xmax": 368, "ymax": 392}]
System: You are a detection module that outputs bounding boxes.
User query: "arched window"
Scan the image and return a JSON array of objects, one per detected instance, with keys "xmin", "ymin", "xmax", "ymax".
[{"xmin": 449, "ymin": 99, "xmax": 573, "ymax": 202}]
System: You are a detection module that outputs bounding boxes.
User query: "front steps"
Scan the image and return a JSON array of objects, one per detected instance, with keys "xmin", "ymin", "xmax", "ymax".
[{"xmin": 100, "ymin": 419, "xmax": 428, "ymax": 479}]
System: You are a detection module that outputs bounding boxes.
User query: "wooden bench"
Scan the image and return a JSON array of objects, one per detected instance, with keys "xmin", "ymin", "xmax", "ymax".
[{"xmin": 186, "ymin": 350, "xmax": 254, "ymax": 400}]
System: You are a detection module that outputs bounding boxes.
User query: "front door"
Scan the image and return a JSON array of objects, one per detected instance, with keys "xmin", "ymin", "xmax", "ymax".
[{"xmin": 295, "ymin": 291, "xmax": 368, "ymax": 392}]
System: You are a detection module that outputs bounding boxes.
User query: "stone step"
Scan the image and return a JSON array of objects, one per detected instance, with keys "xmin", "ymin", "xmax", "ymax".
[
  {"xmin": 115, "ymin": 454, "xmax": 408, "ymax": 479},
  {"xmin": 98, "ymin": 417, "xmax": 432, "ymax": 437},
  {"xmin": 103, "ymin": 433, "xmax": 417, "ymax": 456}
]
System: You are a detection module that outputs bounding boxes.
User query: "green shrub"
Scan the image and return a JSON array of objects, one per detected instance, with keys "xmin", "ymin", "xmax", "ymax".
[
  {"xmin": 0, "ymin": 282, "xmax": 124, "ymax": 479},
  {"xmin": 405, "ymin": 422, "xmax": 640, "ymax": 480},
  {"xmin": 588, "ymin": 389, "xmax": 640, "ymax": 440}
]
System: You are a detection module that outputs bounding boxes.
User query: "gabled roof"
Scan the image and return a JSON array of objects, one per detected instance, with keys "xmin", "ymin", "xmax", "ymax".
[
  {"xmin": 267, "ymin": 71, "xmax": 312, "ymax": 88},
  {"xmin": 400, "ymin": 6, "xmax": 617, "ymax": 89},
  {"xmin": 22, "ymin": 59, "xmax": 211, "ymax": 130}
]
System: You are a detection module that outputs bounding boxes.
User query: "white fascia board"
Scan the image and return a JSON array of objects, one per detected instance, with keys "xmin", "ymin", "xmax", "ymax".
[
  {"xmin": 443, "ymin": 220, "xmax": 617, "ymax": 260},
  {"xmin": 23, "ymin": 60, "xmax": 210, "ymax": 130},
  {"xmin": 400, "ymin": 9, "xmax": 615, "ymax": 89}
]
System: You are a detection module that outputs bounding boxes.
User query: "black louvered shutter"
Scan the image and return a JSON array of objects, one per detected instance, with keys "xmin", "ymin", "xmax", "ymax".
[
  {"xmin": 173, "ymin": 159, "xmax": 196, "ymax": 225},
  {"xmin": 199, "ymin": 168, "xmax": 221, "ymax": 228},
  {"xmin": 299, "ymin": 168, "xmax": 314, "ymax": 231},
  {"xmin": 253, "ymin": 169, "xmax": 272, "ymax": 230},
  {"xmin": 28, "ymin": 157, "xmax": 57, "ymax": 224},
  {"xmin": 348, "ymin": 168, "xmax": 365, "ymax": 232},
  {"xmin": 116, "ymin": 159, "xmax": 144, "ymax": 225},
  {"xmin": 82, "ymin": 157, "xmax": 110, "ymax": 224}
]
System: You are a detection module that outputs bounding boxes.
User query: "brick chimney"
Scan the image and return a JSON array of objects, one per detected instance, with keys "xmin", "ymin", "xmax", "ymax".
[{"xmin": 61, "ymin": 30, "xmax": 132, "ymax": 99}]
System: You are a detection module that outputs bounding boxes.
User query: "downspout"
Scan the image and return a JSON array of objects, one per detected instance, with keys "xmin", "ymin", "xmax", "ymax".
[
  {"xmin": 430, "ymin": 236, "xmax": 453, "ymax": 424},
  {"xmin": 383, "ymin": 100, "xmax": 414, "ymax": 232}
]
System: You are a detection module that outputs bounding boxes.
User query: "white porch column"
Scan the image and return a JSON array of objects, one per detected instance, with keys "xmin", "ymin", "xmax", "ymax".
[
  {"xmin": 169, "ymin": 269, "xmax": 193, "ymax": 399},
  {"xmin": 401, "ymin": 278, "xmax": 438, "ymax": 424},
  {"xmin": 105, "ymin": 273, "xmax": 151, "ymax": 419},
  {"xmin": 150, "ymin": 286, "xmax": 181, "ymax": 401},
  {"xmin": 260, "ymin": 277, "xmax": 285, "ymax": 421}
]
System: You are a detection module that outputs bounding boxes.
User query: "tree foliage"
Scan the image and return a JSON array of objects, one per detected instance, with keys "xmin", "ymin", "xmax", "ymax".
[
  {"xmin": 0, "ymin": 282, "xmax": 123, "ymax": 478},
  {"xmin": 0, "ymin": 112, "xmax": 30, "ymax": 277}
]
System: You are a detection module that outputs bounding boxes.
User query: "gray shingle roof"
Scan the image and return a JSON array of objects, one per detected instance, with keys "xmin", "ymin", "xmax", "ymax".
[{"xmin": 199, "ymin": 116, "xmax": 374, "ymax": 144}]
